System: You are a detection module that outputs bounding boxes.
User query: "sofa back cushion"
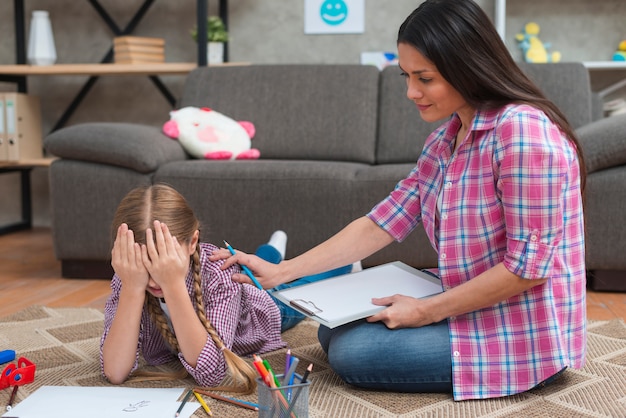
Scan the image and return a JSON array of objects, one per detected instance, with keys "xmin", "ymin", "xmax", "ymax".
[
  {"xmin": 517, "ymin": 62, "xmax": 592, "ymax": 130},
  {"xmin": 376, "ymin": 62, "xmax": 592, "ymax": 164},
  {"xmin": 180, "ymin": 64, "xmax": 380, "ymax": 163}
]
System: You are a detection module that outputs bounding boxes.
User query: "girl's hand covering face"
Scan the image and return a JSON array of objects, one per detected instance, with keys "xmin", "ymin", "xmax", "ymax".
[
  {"xmin": 141, "ymin": 220, "xmax": 191, "ymax": 290},
  {"xmin": 111, "ymin": 223, "xmax": 149, "ymax": 291}
]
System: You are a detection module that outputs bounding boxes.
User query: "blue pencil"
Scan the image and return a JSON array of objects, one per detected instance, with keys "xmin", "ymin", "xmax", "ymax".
[{"xmin": 224, "ymin": 240, "xmax": 264, "ymax": 290}]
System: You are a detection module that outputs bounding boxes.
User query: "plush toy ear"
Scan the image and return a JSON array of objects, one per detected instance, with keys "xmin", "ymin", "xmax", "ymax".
[
  {"xmin": 238, "ymin": 121, "xmax": 256, "ymax": 139},
  {"xmin": 162, "ymin": 120, "xmax": 179, "ymax": 139}
]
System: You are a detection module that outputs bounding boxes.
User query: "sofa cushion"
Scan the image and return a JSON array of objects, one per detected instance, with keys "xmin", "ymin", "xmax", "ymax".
[
  {"xmin": 377, "ymin": 63, "xmax": 594, "ymax": 165},
  {"xmin": 179, "ymin": 65, "xmax": 380, "ymax": 164},
  {"xmin": 576, "ymin": 113, "xmax": 626, "ymax": 174},
  {"xmin": 44, "ymin": 123, "xmax": 188, "ymax": 173},
  {"xmin": 154, "ymin": 159, "xmax": 377, "ymax": 258},
  {"xmin": 518, "ymin": 62, "xmax": 593, "ymax": 130}
]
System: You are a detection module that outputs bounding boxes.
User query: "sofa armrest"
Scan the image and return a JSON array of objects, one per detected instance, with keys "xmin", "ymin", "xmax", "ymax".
[
  {"xmin": 44, "ymin": 122, "xmax": 188, "ymax": 174},
  {"xmin": 576, "ymin": 114, "xmax": 626, "ymax": 174}
]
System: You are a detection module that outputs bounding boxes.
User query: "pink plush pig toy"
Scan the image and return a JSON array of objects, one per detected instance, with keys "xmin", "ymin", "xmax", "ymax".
[{"xmin": 162, "ymin": 106, "xmax": 260, "ymax": 160}]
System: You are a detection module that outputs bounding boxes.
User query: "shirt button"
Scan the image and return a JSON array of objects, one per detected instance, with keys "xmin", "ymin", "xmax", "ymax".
[
  {"xmin": 441, "ymin": 253, "xmax": 447, "ymax": 260},
  {"xmin": 450, "ymin": 316, "xmax": 456, "ymax": 321},
  {"xmin": 531, "ymin": 235, "xmax": 538, "ymax": 241},
  {"xmin": 453, "ymin": 351, "xmax": 460, "ymax": 357},
  {"xmin": 441, "ymin": 213, "xmax": 448, "ymax": 220},
  {"xmin": 445, "ymin": 181, "xmax": 452, "ymax": 188}
]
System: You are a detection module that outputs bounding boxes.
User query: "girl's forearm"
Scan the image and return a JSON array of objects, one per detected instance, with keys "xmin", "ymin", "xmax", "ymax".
[
  {"xmin": 102, "ymin": 288, "xmax": 146, "ymax": 384},
  {"xmin": 163, "ymin": 286, "xmax": 212, "ymax": 367}
]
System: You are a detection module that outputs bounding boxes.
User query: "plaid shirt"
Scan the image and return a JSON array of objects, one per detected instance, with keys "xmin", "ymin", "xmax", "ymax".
[
  {"xmin": 368, "ymin": 104, "xmax": 586, "ymax": 400},
  {"xmin": 100, "ymin": 242, "xmax": 285, "ymax": 387}
]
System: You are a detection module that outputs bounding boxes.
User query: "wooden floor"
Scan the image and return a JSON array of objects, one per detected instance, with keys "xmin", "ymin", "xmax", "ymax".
[{"xmin": 0, "ymin": 227, "xmax": 625, "ymax": 321}]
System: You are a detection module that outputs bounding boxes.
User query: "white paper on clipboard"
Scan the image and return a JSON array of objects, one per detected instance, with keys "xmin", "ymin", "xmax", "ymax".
[{"xmin": 272, "ymin": 261, "xmax": 442, "ymax": 328}]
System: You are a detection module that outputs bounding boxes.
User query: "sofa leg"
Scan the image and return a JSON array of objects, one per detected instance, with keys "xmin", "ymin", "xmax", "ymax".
[
  {"xmin": 588, "ymin": 270, "xmax": 626, "ymax": 292},
  {"xmin": 61, "ymin": 260, "xmax": 113, "ymax": 279}
]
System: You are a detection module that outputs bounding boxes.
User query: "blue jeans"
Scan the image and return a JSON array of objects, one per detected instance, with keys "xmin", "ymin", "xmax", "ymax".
[{"xmin": 318, "ymin": 319, "xmax": 453, "ymax": 393}]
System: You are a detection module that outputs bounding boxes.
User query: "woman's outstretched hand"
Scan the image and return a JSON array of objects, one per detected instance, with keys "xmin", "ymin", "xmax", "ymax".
[{"xmin": 209, "ymin": 247, "xmax": 285, "ymax": 289}]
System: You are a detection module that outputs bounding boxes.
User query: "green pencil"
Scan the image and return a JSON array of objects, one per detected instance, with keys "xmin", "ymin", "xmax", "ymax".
[{"xmin": 175, "ymin": 389, "xmax": 193, "ymax": 417}]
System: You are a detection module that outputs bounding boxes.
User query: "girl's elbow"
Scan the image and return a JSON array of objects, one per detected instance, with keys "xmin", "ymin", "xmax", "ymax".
[{"xmin": 103, "ymin": 367, "xmax": 130, "ymax": 385}]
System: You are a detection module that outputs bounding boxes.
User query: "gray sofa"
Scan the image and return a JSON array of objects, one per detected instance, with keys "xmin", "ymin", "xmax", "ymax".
[{"xmin": 44, "ymin": 63, "xmax": 626, "ymax": 291}]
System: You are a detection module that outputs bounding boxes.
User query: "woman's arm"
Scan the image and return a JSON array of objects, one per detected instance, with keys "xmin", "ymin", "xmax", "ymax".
[
  {"xmin": 280, "ymin": 216, "xmax": 395, "ymax": 281},
  {"xmin": 211, "ymin": 216, "xmax": 395, "ymax": 288},
  {"xmin": 368, "ymin": 263, "xmax": 547, "ymax": 328}
]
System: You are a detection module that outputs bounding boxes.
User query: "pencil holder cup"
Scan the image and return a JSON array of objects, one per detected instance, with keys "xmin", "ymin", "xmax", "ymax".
[{"xmin": 256, "ymin": 374, "xmax": 310, "ymax": 418}]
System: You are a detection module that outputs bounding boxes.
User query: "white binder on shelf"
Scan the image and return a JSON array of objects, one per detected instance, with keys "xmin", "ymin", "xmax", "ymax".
[
  {"xmin": 272, "ymin": 261, "xmax": 442, "ymax": 329},
  {"xmin": 3, "ymin": 92, "xmax": 43, "ymax": 161},
  {"xmin": 0, "ymin": 94, "xmax": 7, "ymax": 161}
]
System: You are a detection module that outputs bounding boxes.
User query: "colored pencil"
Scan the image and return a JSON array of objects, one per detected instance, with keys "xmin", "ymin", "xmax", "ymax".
[
  {"xmin": 193, "ymin": 391, "xmax": 213, "ymax": 416},
  {"xmin": 193, "ymin": 388, "xmax": 259, "ymax": 411},
  {"xmin": 175, "ymin": 389, "xmax": 193, "ymax": 417},
  {"xmin": 285, "ymin": 363, "xmax": 313, "ymax": 416},
  {"xmin": 7, "ymin": 385, "xmax": 18, "ymax": 409},
  {"xmin": 224, "ymin": 240, "xmax": 264, "ymax": 290}
]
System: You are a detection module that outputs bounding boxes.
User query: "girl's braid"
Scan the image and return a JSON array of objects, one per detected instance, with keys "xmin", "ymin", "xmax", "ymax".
[{"xmin": 190, "ymin": 244, "xmax": 258, "ymax": 394}]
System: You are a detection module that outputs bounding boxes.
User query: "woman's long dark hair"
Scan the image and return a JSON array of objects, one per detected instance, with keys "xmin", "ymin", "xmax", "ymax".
[{"xmin": 398, "ymin": 0, "xmax": 586, "ymax": 194}]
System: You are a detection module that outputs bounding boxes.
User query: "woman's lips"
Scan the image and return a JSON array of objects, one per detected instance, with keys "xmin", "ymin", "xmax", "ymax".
[{"xmin": 417, "ymin": 104, "xmax": 431, "ymax": 111}]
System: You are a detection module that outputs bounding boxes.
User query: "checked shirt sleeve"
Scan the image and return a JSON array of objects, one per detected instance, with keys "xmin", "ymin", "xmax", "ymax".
[{"xmin": 494, "ymin": 107, "xmax": 580, "ymax": 280}]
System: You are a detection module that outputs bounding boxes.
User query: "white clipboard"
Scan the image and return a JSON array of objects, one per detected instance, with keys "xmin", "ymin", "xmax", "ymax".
[{"xmin": 272, "ymin": 261, "xmax": 442, "ymax": 328}]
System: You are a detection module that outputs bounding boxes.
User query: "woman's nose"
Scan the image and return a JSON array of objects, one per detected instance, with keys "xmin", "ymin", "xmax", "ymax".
[{"xmin": 406, "ymin": 80, "xmax": 423, "ymax": 100}]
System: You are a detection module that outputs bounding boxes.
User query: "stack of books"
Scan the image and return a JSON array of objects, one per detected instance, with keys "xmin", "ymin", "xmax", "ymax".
[{"xmin": 113, "ymin": 36, "xmax": 165, "ymax": 64}]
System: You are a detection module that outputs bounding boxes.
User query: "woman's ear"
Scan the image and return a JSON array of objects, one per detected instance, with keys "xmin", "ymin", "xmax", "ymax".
[{"xmin": 188, "ymin": 230, "xmax": 200, "ymax": 255}]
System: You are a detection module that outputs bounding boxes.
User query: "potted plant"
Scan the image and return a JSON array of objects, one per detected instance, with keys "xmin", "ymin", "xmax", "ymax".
[{"xmin": 191, "ymin": 16, "xmax": 228, "ymax": 64}]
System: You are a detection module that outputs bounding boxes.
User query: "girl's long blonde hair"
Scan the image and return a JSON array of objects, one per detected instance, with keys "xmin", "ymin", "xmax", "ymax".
[{"xmin": 111, "ymin": 183, "xmax": 258, "ymax": 394}]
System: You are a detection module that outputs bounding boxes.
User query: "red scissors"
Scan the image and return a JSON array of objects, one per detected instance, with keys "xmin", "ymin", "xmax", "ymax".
[{"xmin": 0, "ymin": 357, "xmax": 36, "ymax": 390}]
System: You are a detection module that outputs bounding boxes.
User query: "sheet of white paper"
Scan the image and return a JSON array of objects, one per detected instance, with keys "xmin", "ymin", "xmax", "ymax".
[{"xmin": 2, "ymin": 386, "xmax": 199, "ymax": 418}]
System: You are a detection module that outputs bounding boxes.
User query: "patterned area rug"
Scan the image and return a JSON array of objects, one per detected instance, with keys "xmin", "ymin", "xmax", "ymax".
[{"xmin": 0, "ymin": 306, "xmax": 625, "ymax": 417}]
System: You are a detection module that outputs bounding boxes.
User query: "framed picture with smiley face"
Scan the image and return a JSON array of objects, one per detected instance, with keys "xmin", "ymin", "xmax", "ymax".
[{"xmin": 304, "ymin": 0, "xmax": 364, "ymax": 34}]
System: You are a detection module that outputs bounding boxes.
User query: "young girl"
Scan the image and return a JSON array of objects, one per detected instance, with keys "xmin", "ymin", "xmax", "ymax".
[{"xmin": 100, "ymin": 184, "xmax": 287, "ymax": 393}]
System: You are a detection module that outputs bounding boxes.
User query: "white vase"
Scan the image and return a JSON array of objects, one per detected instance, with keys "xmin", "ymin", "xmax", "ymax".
[
  {"xmin": 27, "ymin": 10, "xmax": 57, "ymax": 66},
  {"xmin": 207, "ymin": 42, "xmax": 224, "ymax": 64}
]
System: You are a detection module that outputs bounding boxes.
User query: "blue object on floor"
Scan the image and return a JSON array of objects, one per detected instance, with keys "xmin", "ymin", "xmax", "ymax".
[{"xmin": 0, "ymin": 349, "xmax": 16, "ymax": 365}]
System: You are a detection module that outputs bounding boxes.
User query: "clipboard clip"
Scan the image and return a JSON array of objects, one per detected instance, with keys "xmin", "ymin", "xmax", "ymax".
[{"xmin": 290, "ymin": 299, "xmax": 322, "ymax": 316}]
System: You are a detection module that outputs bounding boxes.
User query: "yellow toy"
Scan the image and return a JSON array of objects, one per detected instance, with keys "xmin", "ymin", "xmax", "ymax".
[
  {"xmin": 515, "ymin": 22, "xmax": 561, "ymax": 63},
  {"xmin": 613, "ymin": 40, "xmax": 626, "ymax": 61}
]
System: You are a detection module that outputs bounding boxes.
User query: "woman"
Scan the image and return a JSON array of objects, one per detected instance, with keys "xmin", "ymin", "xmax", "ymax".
[{"xmin": 211, "ymin": 0, "xmax": 586, "ymax": 400}]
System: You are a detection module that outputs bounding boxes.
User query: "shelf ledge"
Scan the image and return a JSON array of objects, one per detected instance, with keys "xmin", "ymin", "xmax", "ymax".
[{"xmin": 0, "ymin": 62, "xmax": 248, "ymax": 76}]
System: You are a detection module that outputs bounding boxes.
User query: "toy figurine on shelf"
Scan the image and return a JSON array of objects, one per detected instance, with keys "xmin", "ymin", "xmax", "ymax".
[
  {"xmin": 613, "ymin": 40, "xmax": 626, "ymax": 61},
  {"xmin": 515, "ymin": 22, "xmax": 561, "ymax": 63}
]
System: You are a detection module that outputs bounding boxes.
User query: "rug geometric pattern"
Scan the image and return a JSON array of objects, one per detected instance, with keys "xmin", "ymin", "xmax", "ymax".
[{"xmin": 1, "ymin": 306, "xmax": 625, "ymax": 417}]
